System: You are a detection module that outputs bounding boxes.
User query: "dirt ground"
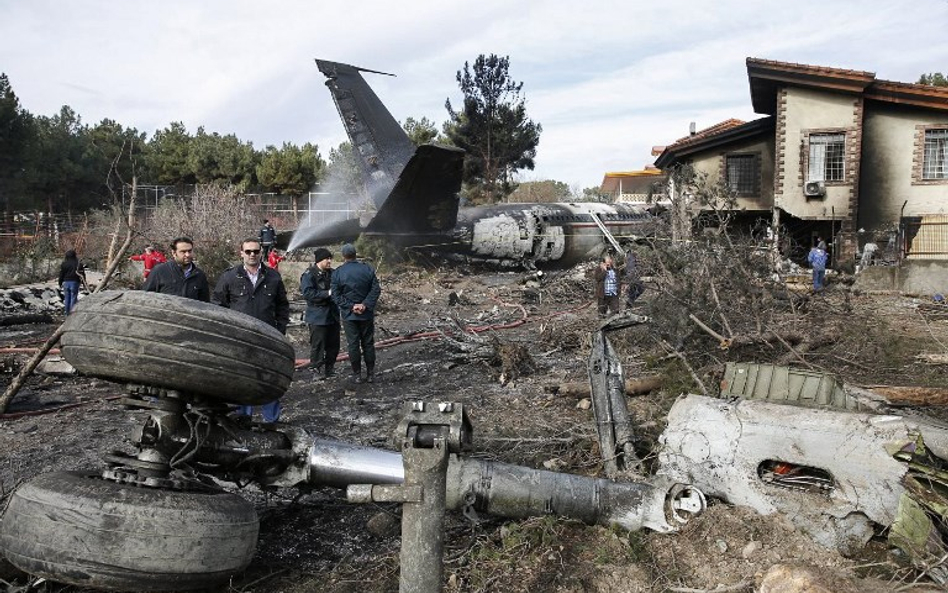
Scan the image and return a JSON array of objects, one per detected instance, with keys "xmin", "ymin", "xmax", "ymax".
[{"xmin": 1, "ymin": 263, "xmax": 948, "ymax": 593}]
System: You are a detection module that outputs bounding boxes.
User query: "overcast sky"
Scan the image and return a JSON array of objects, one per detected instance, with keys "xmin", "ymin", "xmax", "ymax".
[{"xmin": 2, "ymin": 0, "xmax": 947, "ymax": 191}]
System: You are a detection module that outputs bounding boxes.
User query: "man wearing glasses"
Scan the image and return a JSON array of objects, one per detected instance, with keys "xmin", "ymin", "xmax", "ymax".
[{"xmin": 212, "ymin": 238, "xmax": 290, "ymax": 423}]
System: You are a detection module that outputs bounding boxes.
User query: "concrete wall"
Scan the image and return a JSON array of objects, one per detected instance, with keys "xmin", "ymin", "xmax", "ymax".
[
  {"xmin": 776, "ymin": 87, "xmax": 860, "ymax": 220},
  {"xmin": 853, "ymin": 260, "xmax": 948, "ymax": 294},
  {"xmin": 860, "ymin": 105, "xmax": 948, "ymax": 229}
]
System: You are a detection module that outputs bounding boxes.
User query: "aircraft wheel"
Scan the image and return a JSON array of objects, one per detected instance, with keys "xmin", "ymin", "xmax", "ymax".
[
  {"xmin": 0, "ymin": 471, "xmax": 258, "ymax": 591},
  {"xmin": 60, "ymin": 290, "xmax": 295, "ymax": 405}
]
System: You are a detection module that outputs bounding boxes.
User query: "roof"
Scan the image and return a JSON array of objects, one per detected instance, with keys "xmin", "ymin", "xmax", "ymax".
[
  {"xmin": 747, "ymin": 58, "xmax": 875, "ymax": 114},
  {"xmin": 747, "ymin": 57, "xmax": 948, "ymax": 114},
  {"xmin": 668, "ymin": 119, "xmax": 747, "ymax": 151},
  {"xmin": 654, "ymin": 116, "xmax": 775, "ymax": 169},
  {"xmin": 601, "ymin": 169, "xmax": 666, "ymax": 194}
]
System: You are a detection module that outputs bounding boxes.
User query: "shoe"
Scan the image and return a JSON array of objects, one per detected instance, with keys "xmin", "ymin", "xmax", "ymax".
[
  {"xmin": 352, "ymin": 373, "xmax": 365, "ymax": 384},
  {"xmin": 365, "ymin": 370, "xmax": 374, "ymax": 383},
  {"xmin": 325, "ymin": 367, "xmax": 335, "ymax": 378}
]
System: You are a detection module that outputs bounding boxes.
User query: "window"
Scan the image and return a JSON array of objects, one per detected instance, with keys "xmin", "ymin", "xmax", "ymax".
[
  {"xmin": 808, "ymin": 133, "xmax": 845, "ymax": 182},
  {"xmin": 725, "ymin": 154, "xmax": 759, "ymax": 196},
  {"xmin": 923, "ymin": 129, "xmax": 948, "ymax": 180}
]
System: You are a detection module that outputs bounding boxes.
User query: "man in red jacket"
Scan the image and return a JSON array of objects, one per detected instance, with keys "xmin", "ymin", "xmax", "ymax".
[{"xmin": 130, "ymin": 246, "xmax": 165, "ymax": 280}]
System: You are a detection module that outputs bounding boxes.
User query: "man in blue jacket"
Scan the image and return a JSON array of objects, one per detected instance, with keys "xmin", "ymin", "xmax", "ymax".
[
  {"xmin": 331, "ymin": 243, "xmax": 381, "ymax": 383},
  {"xmin": 807, "ymin": 239, "xmax": 828, "ymax": 292},
  {"xmin": 301, "ymin": 247, "xmax": 340, "ymax": 380}
]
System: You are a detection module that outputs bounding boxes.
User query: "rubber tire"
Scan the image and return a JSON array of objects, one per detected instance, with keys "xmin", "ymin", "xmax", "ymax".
[
  {"xmin": 60, "ymin": 290, "xmax": 295, "ymax": 405},
  {"xmin": 0, "ymin": 471, "xmax": 259, "ymax": 591}
]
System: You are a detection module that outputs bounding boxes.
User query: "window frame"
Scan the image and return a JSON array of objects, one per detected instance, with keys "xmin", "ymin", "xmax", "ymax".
[
  {"xmin": 922, "ymin": 128, "xmax": 948, "ymax": 181},
  {"xmin": 724, "ymin": 152, "xmax": 761, "ymax": 197},
  {"xmin": 806, "ymin": 132, "xmax": 846, "ymax": 183},
  {"xmin": 912, "ymin": 124, "xmax": 948, "ymax": 185}
]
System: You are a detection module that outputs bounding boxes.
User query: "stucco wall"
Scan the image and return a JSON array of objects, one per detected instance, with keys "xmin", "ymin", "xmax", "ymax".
[
  {"xmin": 688, "ymin": 135, "xmax": 775, "ymax": 211},
  {"xmin": 776, "ymin": 87, "xmax": 859, "ymax": 220},
  {"xmin": 860, "ymin": 105, "xmax": 948, "ymax": 229}
]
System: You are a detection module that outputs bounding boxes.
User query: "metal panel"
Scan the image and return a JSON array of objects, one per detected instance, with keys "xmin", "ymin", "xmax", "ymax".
[{"xmin": 720, "ymin": 362, "xmax": 860, "ymax": 411}]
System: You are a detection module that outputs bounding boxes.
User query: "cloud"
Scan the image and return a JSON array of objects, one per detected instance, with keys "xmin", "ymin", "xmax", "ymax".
[{"xmin": 2, "ymin": 0, "xmax": 947, "ymax": 189}]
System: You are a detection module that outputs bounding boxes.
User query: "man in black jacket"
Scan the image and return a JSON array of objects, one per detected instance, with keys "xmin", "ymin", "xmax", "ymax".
[
  {"xmin": 300, "ymin": 247, "xmax": 340, "ymax": 379},
  {"xmin": 213, "ymin": 238, "xmax": 290, "ymax": 422},
  {"xmin": 143, "ymin": 237, "xmax": 210, "ymax": 302},
  {"xmin": 258, "ymin": 219, "xmax": 277, "ymax": 259}
]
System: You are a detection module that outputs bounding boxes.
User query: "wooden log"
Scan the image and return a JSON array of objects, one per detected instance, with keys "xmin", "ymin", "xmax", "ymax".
[
  {"xmin": 868, "ymin": 386, "xmax": 948, "ymax": 407},
  {"xmin": 0, "ymin": 312, "xmax": 54, "ymax": 326},
  {"xmin": 554, "ymin": 375, "xmax": 663, "ymax": 399}
]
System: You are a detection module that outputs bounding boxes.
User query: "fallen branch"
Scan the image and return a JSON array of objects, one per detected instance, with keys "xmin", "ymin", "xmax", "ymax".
[
  {"xmin": 95, "ymin": 177, "xmax": 138, "ymax": 293},
  {"xmin": 0, "ymin": 325, "xmax": 65, "ymax": 414},
  {"xmin": 689, "ymin": 313, "xmax": 729, "ymax": 347},
  {"xmin": 660, "ymin": 339, "xmax": 708, "ymax": 396}
]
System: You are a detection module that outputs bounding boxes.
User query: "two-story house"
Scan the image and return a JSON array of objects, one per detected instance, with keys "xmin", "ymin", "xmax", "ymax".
[{"xmin": 654, "ymin": 58, "xmax": 948, "ymax": 265}]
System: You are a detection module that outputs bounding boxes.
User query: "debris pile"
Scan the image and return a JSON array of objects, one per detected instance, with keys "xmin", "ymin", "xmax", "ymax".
[{"xmin": 0, "ymin": 285, "xmax": 63, "ymax": 315}]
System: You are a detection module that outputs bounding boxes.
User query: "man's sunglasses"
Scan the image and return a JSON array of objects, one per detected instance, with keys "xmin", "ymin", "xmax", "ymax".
[{"xmin": 243, "ymin": 249, "xmax": 261, "ymax": 255}]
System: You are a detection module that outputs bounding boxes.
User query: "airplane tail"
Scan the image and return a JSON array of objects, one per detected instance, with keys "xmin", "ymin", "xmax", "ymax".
[
  {"xmin": 367, "ymin": 144, "xmax": 464, "ymax": 236},
  {"xmin": 316, "ymin": 60, "xmax": 416, "ymax": 208},
  {"xmin": 315, "ymin": 59, "xmax": 465, "ymax": 240}
]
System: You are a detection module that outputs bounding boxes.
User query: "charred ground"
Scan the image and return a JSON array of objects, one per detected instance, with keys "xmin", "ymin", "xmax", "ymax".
[{"xmin": 1, "ymin": 257, "xmax": 947, "ymax": 592}]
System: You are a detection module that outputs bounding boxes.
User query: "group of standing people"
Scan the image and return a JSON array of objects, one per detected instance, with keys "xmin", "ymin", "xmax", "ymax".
[
  {"xmin": 593, "ymin": 250, "xmax": 646, "ymax": 318},
  {"xmin": 142, "ymin": 234, "xmax": 290, "ymax": 424},
  {"xmin": 300, "ymin": 243, "xmax": 381, "ymax": 384},
  {"xmin": 60, "ymin": 218, "xmax": 381, "ymax": 424}
]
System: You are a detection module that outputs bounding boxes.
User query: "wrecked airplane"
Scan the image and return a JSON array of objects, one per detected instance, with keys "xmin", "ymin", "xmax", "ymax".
[
  {"xmin": 291, "ymin": 60, "xmax": 655, "ymax": 268},
  {"xmin": 0, "ymin": 291, "xmax": 704, "ymax": 591},
  {"xmin": 657, "ymin": 362, "xmax": 948, "ymax": 582}
]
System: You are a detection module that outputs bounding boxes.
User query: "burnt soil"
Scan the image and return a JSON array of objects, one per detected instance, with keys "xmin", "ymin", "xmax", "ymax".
[{"xmin": 1, "ymin": 265, "xmax": 948, "ymax": 592}]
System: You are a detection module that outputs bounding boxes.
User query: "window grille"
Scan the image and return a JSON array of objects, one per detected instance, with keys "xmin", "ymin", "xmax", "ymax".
[
  {"xmin": 808, "ymin": 133, "xmax": 845, "ymax": 182},
  {"xmin": 923, "ymin": 129, "xmax": 948, "ymax": 180},
  {"xmin": 726, "ymin": 154, "xmax": 759, "ymax": 196}
]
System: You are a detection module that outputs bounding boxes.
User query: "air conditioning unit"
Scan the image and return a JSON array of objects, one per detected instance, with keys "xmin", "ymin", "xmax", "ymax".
[{"xmin": 804, "ymin": 180, "xmax": 825, "ymax": 198}]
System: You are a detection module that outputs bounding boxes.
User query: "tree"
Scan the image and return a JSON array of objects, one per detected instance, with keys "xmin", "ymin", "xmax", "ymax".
[
  {"xmin": 444, "ymin": 54, "xmax": 541, "ymax": 204},
  {"xmin": 187, "ymin": 128, "xmax": 257, "ymax": 191},
  {"xmin": 87, "ymin": 119, "xmax": 147, "ymax": 199},
  {"xmin": 325, "ymin": 142, "xmax": 365, "ymax": 199},
  {"xmin": 257, "ymin": 142, "xmax": 326, "ymax": 215},
  {"xmin": 507, "ymin": 180, "xmax": 571, "ymax": 203},
  {"xmin": 0, "ymin": 74, "xmax": 34, "ymax": 211},
  {"xmin": 24, "ymin": 106, "xmax": 96, "ymax": 213},
  {"xmin": 918, "ymin": 72, "xmax": 948, "ymax": 87},
  {"xmin": 147, "ymin": 122, "xmax": 194, "ymax": 185},
  {"xmin": 402, "ymin": 116, "xmax": 440, "ymax": 146}
]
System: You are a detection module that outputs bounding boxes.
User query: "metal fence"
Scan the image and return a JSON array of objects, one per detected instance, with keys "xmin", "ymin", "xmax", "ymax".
[{"xmin": 902, "ymin": 214, "xmax": 948, "ymax": 260}]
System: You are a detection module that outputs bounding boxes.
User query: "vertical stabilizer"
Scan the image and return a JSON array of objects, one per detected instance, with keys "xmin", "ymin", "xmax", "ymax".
[{"xmin": 315, "ymin": 60, "xmax": 416, "ymax": 207}]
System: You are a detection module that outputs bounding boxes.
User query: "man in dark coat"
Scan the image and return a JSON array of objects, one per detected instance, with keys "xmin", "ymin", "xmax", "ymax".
[
  {"xmin": 258, "ymin": 219, "xmax": 277, "ymax": 259},
  {"xmin": 143, "ymin": 237, "xmax": 210, "ymax": 302},
  {"xmin": 300, "ymin": 247, "xmax": 340, "ymax": 380},
  {"xmin": 213, "ymin": 238, "xmax": 290, "ymax": 422},
  {"xmin": 624, "ymin": 249, "xmax": 645, "ymax": 308},
  {"xmin": 331, "ymin": 243, "xmax": 381, "ymax": 383}
]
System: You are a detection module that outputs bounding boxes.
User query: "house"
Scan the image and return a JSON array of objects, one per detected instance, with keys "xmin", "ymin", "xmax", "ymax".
[
  {"xmin": 654, "ymin": 58, "xmax": 948, "ymax": 264},
  {"xmin": 600, "ymin": 168, "xmax": 667, "ymax": 205}
]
